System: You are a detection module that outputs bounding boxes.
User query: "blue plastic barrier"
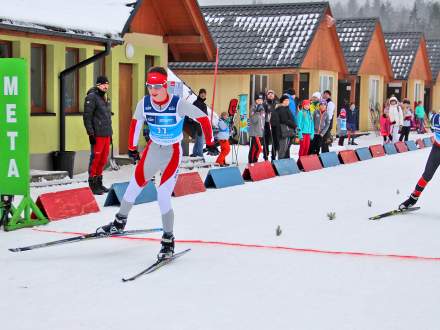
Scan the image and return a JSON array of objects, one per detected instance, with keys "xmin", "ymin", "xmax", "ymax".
[
  {"xmin": 423, "ymin": 137, "xmax": 433, "ymax": 147},
  {"xmin": 319, "ymin": 152, "xmax": 341, "ymax": 168},
  {"xmin": 384, "ymin": 143, "xmax": 397, "ymax": 155},
  {"xmin": 104, "ymin": 181, "xmax": 157, "ymax": 207},
  {"xmin": 272, "ymin": 159, "xmax": 300, "ymax": 176},
  {"xmin": 204, "ymin": 166, "xmax": 245, "ymax": 189},
  {"xmin": 355, "ymin": 147, "xmax": 372, "ymax": 161},
  {"xmin": 405, "ymin": 140, "xmax": 418, "ymax": 151}
]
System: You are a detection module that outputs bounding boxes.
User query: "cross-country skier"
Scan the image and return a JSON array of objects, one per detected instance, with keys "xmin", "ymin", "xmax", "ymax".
[
  {"xmin": 399, "ymin": 113, "xmax": 440, "ymax": 210},
  {"xmin": 96, "ymin": 67, "xmax": 215, "ymax": 259}
]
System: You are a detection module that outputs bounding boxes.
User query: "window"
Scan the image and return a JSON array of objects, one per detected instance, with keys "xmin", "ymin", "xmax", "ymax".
[
  {"xmin": 144, "ymin": 55, "xmax": 155, "ymax": 95},
  {"xmin": 369, "ymin": 77, "xmax": 380, "ymax": 111},
  {"xmin": 414, "ymin": 81, "xmax": 423, "ymax": 103},
  {"xmin": 93, "ymin": 50, "xmax": 105, "ymax": 85},
  {"xmin": 250, "ymin": 74, "xmax": 268, "ymax": 101},
  {"xmin": 319, "ymin": 74, "xmax": 334, "ymax": 94},
  {"xmin": 0, "ymin": 40, "xmax": 12, "ymax": 58},
  {"xmin": 65, "ymin": 48, "xmax": 79, "ymax": 113},
  {"xmin": 282, "ymin": 74, "xmax": 294, "ymax": 93},
  {"xmin": 31, "ymin": 44, "xmax": 46, "ymax": 113}
]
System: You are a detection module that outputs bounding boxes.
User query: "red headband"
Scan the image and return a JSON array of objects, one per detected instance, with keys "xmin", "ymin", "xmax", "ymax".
[{"xmin": 147, "ymin": 72, "xmax": 167, "ymax": 85}]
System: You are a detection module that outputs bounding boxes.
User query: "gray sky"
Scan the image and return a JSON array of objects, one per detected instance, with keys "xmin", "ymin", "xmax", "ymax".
[{"xmin": 198, "ymin": 0, "xmax": 417, "ymax": 9}]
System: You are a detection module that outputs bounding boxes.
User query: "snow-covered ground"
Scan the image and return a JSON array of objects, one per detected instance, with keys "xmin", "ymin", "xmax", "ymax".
[{"xmin": 2, "ymin": 131, "xmax": 440, "ymax": 330}]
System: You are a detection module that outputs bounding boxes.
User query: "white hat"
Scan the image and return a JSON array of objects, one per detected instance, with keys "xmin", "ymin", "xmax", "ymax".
[
  {"xmin": 312, "ymin": 92, "xmax": 322, "ymax": 99},
  {"xmin": 389, "ymin": 96, "xmax": 398, "ymax": 103}
]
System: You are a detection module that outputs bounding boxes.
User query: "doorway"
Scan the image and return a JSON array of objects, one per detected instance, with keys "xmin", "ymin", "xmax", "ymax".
[
  {"xmin": 119, "ymin": 63, "xmax": 133, "ymax": 154},
  {"xmin": 424, "ymin": 87, "xmax": 431, "ymax": 114}
]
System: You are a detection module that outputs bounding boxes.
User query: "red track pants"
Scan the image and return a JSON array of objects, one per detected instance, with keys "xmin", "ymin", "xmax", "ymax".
[
  {"xmin": 88, "ymin": 136, "xmax": 110, "ymax": 177},
  {"xmin": 216, "ymin": 140, "xmax": 231, "ymax": 165},
  {"xmin": 299, "ymin": 134, "xmax": 311, "ymax": 156}
]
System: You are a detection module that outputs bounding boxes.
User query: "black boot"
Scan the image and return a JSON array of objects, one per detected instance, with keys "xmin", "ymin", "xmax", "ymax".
[
  {"xmin": 157, "ymin": 232, "xmax": 175, "ymax": 260},
  {"xmin": 97, "ymin": 175, "xmax": 109, "ymax": 193},
  {"xmin": 399, "ymin": 195, "xmax": 418, "ymax": 210},
  {"xmin": 90, "ymin": 177, "xmax": 104, "ymax": 195},
  {"xmin": 96, "ymin": 213, "xmax": 127, "ymax": 235}
]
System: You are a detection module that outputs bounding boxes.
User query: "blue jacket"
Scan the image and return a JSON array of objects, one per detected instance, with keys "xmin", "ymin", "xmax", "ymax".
[
  {"xmin": 346, "ymin": 108, "xmax": 358, "ymax": 130},
  {"xmin": 297, "ymin": 109, "xmax": 314, "ymax": 140},
  {"xmin": 217, "ymin": 118, "xmax": 230, "ymax": 140},
  {"xmin": 288, "ymin": 95, "xmax": 297, "ymax": 122}
]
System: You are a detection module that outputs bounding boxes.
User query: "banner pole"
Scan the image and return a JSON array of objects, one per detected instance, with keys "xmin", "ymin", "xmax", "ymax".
[{"xmin": 210, "ymin": 47, "xmax": 219, "ymax": 124}]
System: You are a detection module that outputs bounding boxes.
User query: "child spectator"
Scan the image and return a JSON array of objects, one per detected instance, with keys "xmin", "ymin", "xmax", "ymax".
[
  {"xmin": 399, "ymin": 99, "xmax": 413, "ymax": 142},
  {"xmin": 215, "ymin": 112, "xmax": 231, "ymax": 167},
  {"xmin": 380, "ymin": 111, "xmax": 391, "ymax": 144},
  {"xmin": 297, "ymin": 99, "xmax": 314, "ymax": 156},
  {"xmin": 415, "ymin": 100, "xmax": 426, "ymax": 133},
  {"xmin": 309, "ymin": 100, "xmax": 330, "ymax": 155},
  {"xmin": 337, "ymin": 108, "xmax": 347, "ymax": 146},
  {"xmin": 248, "ymin": 94, "xmax": 265, "ymax": 163},
  {"xmin": 346, "ymin": 102, "xmax": 358, "ymax": 145}
]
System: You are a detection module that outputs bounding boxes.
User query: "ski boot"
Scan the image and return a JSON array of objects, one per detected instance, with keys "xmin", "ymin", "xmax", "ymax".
[
  {"xmin": 89, "ymin": 177, "xmax": 105, "ymax": 195},
  {"xmin": 96, "ymin": 213, "xmax": 127, "ymax": 236},
  {"xmin": 97, "ymin": 176, "xmax": 109, "ymax": 193},
  {"xmin": 157, "ymin": 232, "xmax": 175, "ymax": 260},
  {"xmin": 399, "ymin": 195, "xmax": 418, "ymax": 210}
]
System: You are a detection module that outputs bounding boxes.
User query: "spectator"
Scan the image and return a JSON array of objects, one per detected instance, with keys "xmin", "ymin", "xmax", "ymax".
[
  {"xmin": 380, "ymin": 111, "xmax": 392, "ymax": 144},
  {"xmin": 415, "ymin": 100, "xmax": 426, "ymax": 134},
  {"xmin": 215, "ymin": 112, "xmax": 231, "ymax": 167},
  {"xmin": 270, "ymin": 97, "xmax": 281, "ymax": 160},
  {"xmin": 297, "ymin": 99, "xmax": 314, "ymax": 156},
  {"xmin": 83, "ymin": 75, "xmax": 112, "ymax": 195},
  {"xmin": 322, "ymin": 90, "xmax": 335, "ymax": 152},
  {"xmin": 277, "ymin": 95, "xmax": 297, "ymax": 159},
  {"xmin": 263, "ymin": 90, "xmax": 277, "ymax": 161},
  {"xmin": 191, "ymin": 88, "xmax": 208, "ymax": 157},
  {"xmin": 310, "ymin": 91, "xmax": 321, "ymax": 115},
  {"xmin": 337, "ymin": 108, "xmax": 347, "ymax": 146},
  {"xmin": 346, "ymin": 102, "xmax": 358, "ymax": 145},
  {"xmin": 309, "ymin": 100, "xmax": 330, "ymax": 155},
  {"xmin": 387, "ymin": 96, "xmax": 403, "ymax": 142},
  {"xmin": 248, "ymin": 94, "xmax": 265, "ymax": 163},
  {"xmin": 399, "ymin": 99, "xmax": 413, "ymax": 141}
]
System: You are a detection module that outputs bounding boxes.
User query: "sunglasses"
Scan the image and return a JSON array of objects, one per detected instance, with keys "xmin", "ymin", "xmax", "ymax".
[{"xmin": 146, "ymin": 83, "xmax": 166, "ymax": 90}]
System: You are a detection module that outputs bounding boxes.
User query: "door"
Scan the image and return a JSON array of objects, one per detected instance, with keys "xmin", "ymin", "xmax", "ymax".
[
  {"xmin": 299, "ymin": 73, "xmax": 309, "ymax": 101},
  {"xmin": 338, "ymin": 79, "xmax": 351, "ymax": 112},
  {"xmin": 424, "ymin": 87, "xmax": 431, "ymax": 114},
  {"xmin": 119, "ymin": 64, "xmax": 133, "ymax": 154},
  {"xmin": 387, "ymin": 84, "xmax": 402, "ymax": 100}
]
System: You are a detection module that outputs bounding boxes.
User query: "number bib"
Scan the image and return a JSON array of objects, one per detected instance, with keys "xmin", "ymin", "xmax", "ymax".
[{"xmin": 143, "ymin": 95, "xmax": 184, "ymax": 145}]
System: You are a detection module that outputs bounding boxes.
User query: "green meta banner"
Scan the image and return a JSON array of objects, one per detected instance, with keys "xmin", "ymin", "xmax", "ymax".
[{"xmin": 0, "ymin": 58, "xmax": 29, "ymax": 196}]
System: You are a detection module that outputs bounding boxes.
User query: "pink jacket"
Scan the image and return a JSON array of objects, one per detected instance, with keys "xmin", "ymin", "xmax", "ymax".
[{"xmin": 380, "ymin": 116, "xmax": 391, "ymax": 136}]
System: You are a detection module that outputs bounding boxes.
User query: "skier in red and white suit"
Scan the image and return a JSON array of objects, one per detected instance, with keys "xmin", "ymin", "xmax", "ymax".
[{"xmin": 97, "ymin": 67, "xmax": 215, "ymax": 259}]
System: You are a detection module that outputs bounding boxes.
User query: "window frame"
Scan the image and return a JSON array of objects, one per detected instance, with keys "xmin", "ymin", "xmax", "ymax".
[
  {"xmin": 0, "ymin": 40, "xmax": 12, "ymax": 58},
  {"xmin": 30, "ymin": 43, "xmax": 47, "ymax": 114},
  {"xmin": 250, "ymin": 74, "xmax": 268, "ymax": 101},
  {"xmin": 319, "ymin": 74, "xmax": 334, "ymax": 95},
  {"xmin": 368, "ymin": 76, "xmax": 380, "ymax": 111},
  {"xmin": 65, "ymin": 47, "xmax": 80, "ymax": 113},
  {"xmin": 93, "ymin": 50, "xmax": 106, "ymax": 85},
  {"xmin": 414, "ymin": 81, "xmax": 423, "ymax": 103}
]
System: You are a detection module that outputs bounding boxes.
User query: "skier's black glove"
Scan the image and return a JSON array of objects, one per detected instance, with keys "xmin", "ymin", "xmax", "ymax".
[
  {"xmin": 128, "ymin": 149, "xmax": 140, "ymax": 164},
  {"xmin": 206, "ymin": 144, "xmax": 219, "ymax": 155},
  {"xmin": 89, "ymin": 135, "xmax": 96, "ymax": 145}
]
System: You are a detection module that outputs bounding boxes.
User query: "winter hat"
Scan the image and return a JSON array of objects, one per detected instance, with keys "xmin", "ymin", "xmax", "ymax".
[
  {"xmin": 389, "ymin": 96, "xmax": 398, "ymax": 104},
  {"xmin": 279, "ymin": 94, "xmax": 289, "ymax": 103},
  {"xmin": 312, "ymin": 91, "xmax": 322, "ymax": 99},
  {"xmin": 302, "ymin": 99, "xmax": 311, "ymax": 108},
  {"xmin": 340, "ymin": 109, "xmax": 346, "ymax": 118},
  {"xmin": 255, "ymin": 94, "xmax": 264, "ymax": 101},
  {"xmin": 319, "ymin": 99, "xmax": 327, "ymax": 106},
  {"xmin": 266, "ymin": 89, "xmax": 275, "ymax": 95},
  {"xmin": 96, "ymin": 75, "xmax": 109, "ymax": 85}
]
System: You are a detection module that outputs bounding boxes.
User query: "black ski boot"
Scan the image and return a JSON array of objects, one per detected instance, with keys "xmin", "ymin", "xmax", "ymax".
[
  {"xmin": 157, "ymin": 232, "xmax": 175, "ymax": 260},
  {"xmin": 399, "ymin": 195, "xmax": 418, "ymax": 210},
  {"xmin": 89, "ymin": 177, "xmax": 104, "ymax": 195},
  {"xmin": 97, "ymin": 175, "xmax": 109, "ymax": 193},
  {"xmin": 96, "ymin": 214, "xmax": 127, "ymax": 236}
]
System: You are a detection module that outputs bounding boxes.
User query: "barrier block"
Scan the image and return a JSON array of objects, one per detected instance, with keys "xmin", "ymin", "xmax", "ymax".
[
  {"xmin": 355, "ymin": 147, "xmax": 372, "ymax": 161},
  {"xmin": 173, "ymin": 172, "xmax": 206, "ymax": 197},
  {"xmin": 272, "ymin": 159, "xmax": 301, "ymax": 176},
  {"xmin": 384, "ymin": 143, "xmax": 397, "ymax": 155},
  {"xmin": 416, "ymin": 139, "xmax": 425, "ymax": 149},
  {"xmin": 104, "ymin": 181, "xmax": 157, "ymax": 207},
  {"xmin": 338, "ymin": 150, "xmax": 359, "ymax": 164},
  {"xmin": 298, "ymin": 155, "xmax": 323, "ymax": 172},
  {"xmin": 394, "ymin": 141, "xmax": 408, "ymax": 153},
  {"xmin": 35, "ymin": 187, "xmax": 99, "ymax": 221},
  {"xmin": 205, "ymin": 166, "xmax": 245, "ymax": 189},
  {"xmin": 369, "ymin": 144, "xmax": 385, "ymax": 158},
  {"xmin": 319, "ymin": 152, "xmax": 341, "ymax": 168},
  {"xmin": 423, "ymin": 137, "xmax": 433, "ymax": 147},
  {"xmin": 405, "ymin": 140, "xmax": 418, "ymax": 151},
  {"xmin": 242, "ymin": 161, "xmax": 276, "ymax": 181}
]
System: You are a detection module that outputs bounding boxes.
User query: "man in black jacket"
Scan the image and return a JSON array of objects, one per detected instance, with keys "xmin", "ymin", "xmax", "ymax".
[
  {"xmin": 263, "ymin": 90, "xmax": 277, "ymax": 160},
  {"xmin": 277, "ymin": 95, "xmax": 297, "ymax": 159},
  {"xmin": 83, "ymin": 76, "xmax": 112, "ymax": 195},
  {"xmin": 191, "ymin": 89, "xmax": 208, "ymax": 157}
]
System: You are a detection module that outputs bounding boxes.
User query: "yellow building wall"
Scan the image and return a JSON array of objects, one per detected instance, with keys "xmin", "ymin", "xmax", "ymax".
[
  {"xmin": 433, "ymin": 81, "xmax": 440, "ymax": 112},
  {"xmin": 267, "ymin": 73, "xmax": 283, "ymax": 96},
  {"xmin": 0, "ymin": 32, "xmax": 167, "ymax": 157},
  {"xmin": 358, "ymin": 75, "xmax": 385, "ymax": 131},
  {"xmin": 178, "ymin": 73, "xmax": 250, "ymax": 115}
]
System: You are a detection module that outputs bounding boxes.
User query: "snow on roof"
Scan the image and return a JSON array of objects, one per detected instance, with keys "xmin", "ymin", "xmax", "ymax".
[{"xmin": 0, "ymin": 0, "xmax": 133, "ymax": 39}]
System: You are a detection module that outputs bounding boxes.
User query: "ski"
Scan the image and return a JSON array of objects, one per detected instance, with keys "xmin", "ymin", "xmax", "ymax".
[
  {"xmin": 122, "ymin": 249, "xmax": 191, "ymax": 282},
  {"xmin": 368, "ymin": 207, "xmax": 420, "ymax": 220},
  {"xmin": 9, "ymin": 228, "xmax": 163, "ymax": 252}
]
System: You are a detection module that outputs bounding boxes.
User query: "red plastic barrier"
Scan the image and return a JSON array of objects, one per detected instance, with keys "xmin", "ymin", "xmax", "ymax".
[
  {"xmin": 416, "ymin": 139, "xmax": 425, "ymax": 149},
  {"xmin": 35, "ymin": 187, "xmax": 99, "ymax": 221},
  {"xmin": 173, "ymin": 172, "xmax": 206, "ymax": 197},
  {"xmin": 369, "ymin": 144, "xmax": 385, "ymax": 157},
  {"xmin": 394, "ymin": 141, "xmax": 408, "ymax": 153},
  {"xmin": 338, "ymin": 150, "xmax": 359, "ymax": 164},
  {"xmin": 242, "ymin": 161, "xmax": 276, "ymax": 181},
  {"xmin": 297, "ymin": 155, "xmax": 323, "ymax": 172}
]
